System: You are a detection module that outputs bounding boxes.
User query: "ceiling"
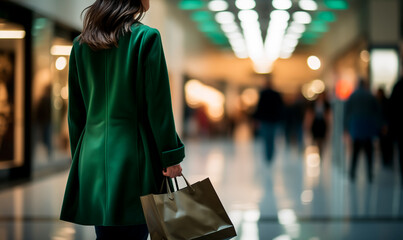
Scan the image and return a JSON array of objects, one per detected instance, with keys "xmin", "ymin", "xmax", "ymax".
[{"xmin": 176, "ymin": 0, "xmax": 352, "ymax": 73}]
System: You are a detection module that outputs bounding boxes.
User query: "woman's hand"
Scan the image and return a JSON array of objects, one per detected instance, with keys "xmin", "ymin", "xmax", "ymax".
[{"xmin": 162, "ymin": 164, "xmax": 182, "ymax": 178}]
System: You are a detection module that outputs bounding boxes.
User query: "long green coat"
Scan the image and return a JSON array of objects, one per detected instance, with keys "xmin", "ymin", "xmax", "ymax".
[{"xmin": 60, "ymin": 24, "xmax": 185, "ymax": 226}]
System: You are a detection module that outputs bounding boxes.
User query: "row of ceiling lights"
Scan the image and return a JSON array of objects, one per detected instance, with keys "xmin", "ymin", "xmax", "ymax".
[{"xmin": 208, "ymin": 0, "xmax": 318, "ymax": 73}]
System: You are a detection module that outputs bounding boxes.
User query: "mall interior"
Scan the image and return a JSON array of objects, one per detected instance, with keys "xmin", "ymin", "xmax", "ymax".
[{"xmin": 0, "ymin": 0, "xmax": 402, "ymax": 239}]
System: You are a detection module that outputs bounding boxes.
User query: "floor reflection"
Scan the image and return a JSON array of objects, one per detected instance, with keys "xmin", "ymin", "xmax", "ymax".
[{"xmin": 0, "ymin": 136, "xmax": 403, "ymax": 239}]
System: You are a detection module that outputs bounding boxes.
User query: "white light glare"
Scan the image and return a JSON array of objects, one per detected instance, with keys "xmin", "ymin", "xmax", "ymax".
[
  {"xmin": 221, "ymin": 23, "xmax": 239, "ymax": 33},
  {"xmin": 235, "ymin": 0, "xmax": 256, "ymax": 10},
  {"xmin": 307, "ymin": 56, "xmax": 321, "ymax": 70},
  {"xmin": 301, "ymin": 190, "xmax": 314, "ymax": 204},
  {"xmin": 288, "ymin": 22, "xmax": 306, "ymax": 34},
  {"xmin": 0, "ymin": 30, "xmax": 26, "ymax": 39},
  {"xmin": 215, "ymin": 11, "xmax": 235, "ymax": 24},
  {"xmin": 208, "ymin": 0, "xmax": 229, "ymax": 12},
  {"xmin": 226, "ymin": 32, "xmax": 244, "ymax": 39},
  {"xmin": 238, "ymin": 10, "xmax": 259, "ymax": 22},
  {"xmin": 235, "ymin": 51, "xmax": 249, "ymax": 59},
  {"xmin": 51, "ymin": 45, "xmax": 73, "ymax": 55},
  {"xmin": 285, "ymin": 31, "xmax": 303, "ymax": 40},
  {"xmin": 278, "ymin": 209, "xmax": 297, "ymax": 225},
  {"xmin": 280, "ymin": 52, "xmax": 292, "ymax": 59},
  {"xmin": 283, "ymin": 38, "xmax": 298, "ymax": 48},
  {"xmin": 55, "ymin": 57, "xmax": 67, "ymax": 70},
  {"xmin": 293, "ymin": 11, "xmax": 312, "ymax": 24},
  {"xmin": 299, "ymin": 0, "xmax": 318, "ymax": 11},
  {"xmin": 270, "ymin": 10, "xmax": 291, "ymax": 22},
  {"xmin": 273, "ymin": 0, "xmax": 292, "ymax": 10}
]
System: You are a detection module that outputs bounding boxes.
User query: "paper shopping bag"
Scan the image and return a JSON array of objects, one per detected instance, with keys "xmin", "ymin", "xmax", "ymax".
[{"xmin": 140, "ymin": 175, "xmax": 236, "ymax": 240}]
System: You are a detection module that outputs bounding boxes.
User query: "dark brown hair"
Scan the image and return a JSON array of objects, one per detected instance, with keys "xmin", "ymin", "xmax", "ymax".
[{"xmin": 79, "ymin": 0, "xmax": 146, "ymax": 50}]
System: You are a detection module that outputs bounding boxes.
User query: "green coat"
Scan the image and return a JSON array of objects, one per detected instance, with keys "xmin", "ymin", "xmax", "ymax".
[{"xmin": 60, "ymin": 24, "xmax": 185, "ymax": 226}]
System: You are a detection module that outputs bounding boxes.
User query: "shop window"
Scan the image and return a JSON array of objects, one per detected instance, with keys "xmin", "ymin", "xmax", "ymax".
[{"xmin": 0, "ymin": 19, "xmax": 25, "ymax": 169}]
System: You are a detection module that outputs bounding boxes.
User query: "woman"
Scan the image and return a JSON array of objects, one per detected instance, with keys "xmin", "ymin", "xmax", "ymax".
[{"xmin": 60, "ymin": 0, "xmax": 185, "ymax": 239}]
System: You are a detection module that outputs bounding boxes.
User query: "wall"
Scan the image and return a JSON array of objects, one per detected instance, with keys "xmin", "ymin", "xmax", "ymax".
[{"xmin": 10, "ymin": 0, "xmax": 94, "ymax": 30}]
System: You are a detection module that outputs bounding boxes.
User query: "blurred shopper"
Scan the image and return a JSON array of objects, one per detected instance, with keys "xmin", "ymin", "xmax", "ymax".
[
  {"xmin": 34, "ymin": 84, "xmax": 52, "ymax": 159},
  {"xmin": 390, "ymin": 77, "xmax": 403, "ymax": 185},
  {"xmin": 60, "ymin": 1, "xmax": 185, "ymax": 239},
  {"xmin": 307, "ymin": 91, "xmax": 331, "ymax": 155},
  {"xmin": 253, "ymin": 75, "xmax": 284, "ymax": 162},
  {"xmin": 344, "ymin": 79, "xmax": 381, "ymax": 183},
  {"xmin": 375, "ymin": 87, "xmax": 393, "ymax": 167},
  {"xmin": 284, "ymin": 93, "xmax": 307, "ymax": 151}
]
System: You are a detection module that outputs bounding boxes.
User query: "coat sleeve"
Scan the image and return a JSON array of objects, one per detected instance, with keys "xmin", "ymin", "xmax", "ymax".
[
  {"xmin": 142, "ymin": 28, "xmax": 185, "ymax": 168},
  {"xmin": 68, "ymin": 45, "xmax": 86, "ymax": 158}
]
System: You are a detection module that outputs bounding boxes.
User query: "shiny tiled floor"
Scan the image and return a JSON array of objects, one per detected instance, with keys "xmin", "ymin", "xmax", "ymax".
[{"xmin": 1, "ymin": 134, "xmax": 403, "ymax": 239}]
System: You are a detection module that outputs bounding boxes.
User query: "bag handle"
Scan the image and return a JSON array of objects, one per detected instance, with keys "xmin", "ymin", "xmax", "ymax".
[{"xmin": 161, "ymin": 174, "xmax": 195, "ymax": 200}]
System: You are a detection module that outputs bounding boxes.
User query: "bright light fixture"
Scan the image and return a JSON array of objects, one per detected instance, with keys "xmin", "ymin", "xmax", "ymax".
[
  {"xmin": 279, "ymin": 52, "xmax": 292, "ymax": 59},
  {"xmin": 0, "ymin": 30, "xmax": 26, "ymax": 39},
  {"xmin": 51, "ymin": 45, "xmax": 73, "ymax": 55},
  {"xmin": 235, "ymin": 0, "xmax": 256, "ymax": 10},
  {"xmin": 226, "ymin": 31, "xmax": 244, "ymax": 39},
  {"xmin": 208, "ymin": 0, "xmax": 229, "ymax": 11},
  {"xmin": 273, "ymin": 0, "xmax": 292, "ymax": 10},
  {"xmin": 311, "ymin": 79, "xmax": 325, "ymax": 93},
  {"xmin": 270, "ymin": 10, "xmax": 290, "ymax": 22},
  {"xmin": 215, "ymin": 11, "xmax": 235, "ymax": 24},
  {"xmin": 288, "ymin": 23, "xmax": 306, "ymax": 34},
  {"xmin": 221, "ymin": 23, "xmax": 239, "ymax": 33},
  {"xmin": 299, "ymin": 0, "xmax": 318, "ymax": 11},
  {"xmin": 285, "ymin": 32, "xmax": 303, "ymax": 40},
  {"xmin": 238, "ymin": 10, "xmax": 259, "ymax": 22},
  {"xmin": 229, "ymin": 38, "xmax": 246, "ymax": 49},
  {"xmin": 307, "ymin": 55, "xmax": 321, "ymax": 70},
  {"xmin": 293, "ymin": 11, "xmax": 312, "ymax": 24},
  {"xmin": 55, "ymin": 57, "xmax": 67, "ymax": 70},
  {"xmin": 283, "ymin": 38, "xmax": 298, "ymax": 48}
]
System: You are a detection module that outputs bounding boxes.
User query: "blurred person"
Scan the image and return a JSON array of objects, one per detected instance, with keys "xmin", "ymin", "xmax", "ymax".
[
  {"xmin": 344, "ymin": 79, "xmax": 381, "ymax": 183},
  {"xmin": 284, "ymin": 93, "xmax": 307, "ymax": 152},
  {"xmin": 390, "ymin": 76, "xmax": 403, "ymax": 185},
  {"xmin": 375, "ymin": 87, "xmax": 393, "ymax": 167},
  {"xmin": 253, "ymin": 75, "xmax": 284, "ymax": 162},
  {"xmin": 34, "ymin": 84, "xmax": 52, "ymax": 158},
  {"xmin": 306, "ymin": 91, "xmax": 331, "ymax": 155},
  {"xmin": 60, "ymin": 1, "xmax": 185, "ymax": 239}
]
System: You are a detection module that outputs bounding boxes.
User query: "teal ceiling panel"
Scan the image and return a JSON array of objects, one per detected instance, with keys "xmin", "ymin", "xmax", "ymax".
[
  {"xmin": 324, "ymin": 0, "xmax": 349, "ymax": 10},
  {"xmin": 179, "ymin": 0, "xmax": 205, "ymax": 10},
  {"xmin": 308, "ymin": 20, "xmax": 329, "ymax": 32},
  {"xmin": 191, "ymin": 11, "xmax": 213, "ymax": 22},
  {"xmin": 316, "ymin": 11, "xmax": 337, "ymax": 22}
]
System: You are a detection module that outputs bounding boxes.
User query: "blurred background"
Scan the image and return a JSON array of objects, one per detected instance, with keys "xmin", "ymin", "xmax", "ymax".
[{"xmin": 0, "ymin": 0, "xmax": 402, "ymax": 239}]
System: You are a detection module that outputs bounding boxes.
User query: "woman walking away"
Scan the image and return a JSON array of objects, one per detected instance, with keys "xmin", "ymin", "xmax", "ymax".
[{"xmin": 60, "ymin": 0, "xmax": 185, "ymax": 239}]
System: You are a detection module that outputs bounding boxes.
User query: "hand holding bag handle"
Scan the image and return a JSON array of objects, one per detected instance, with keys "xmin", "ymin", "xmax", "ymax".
[{"xmin": 141, "ymin": 174, "xmax": 237, "ymax": 240}]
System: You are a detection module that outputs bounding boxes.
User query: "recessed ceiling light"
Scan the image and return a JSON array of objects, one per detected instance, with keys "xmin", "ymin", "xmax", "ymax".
[
  {"xmin": 273, "ymin": 0, "xmax": 292, "ymax": 10},
  {"xmin": 221, "ymin": 23, "xmax": 239, "ymax": 33},
  {"xmin": 215, "ymin": 11, "xmax": 235, "ymax": 24},
  {"xmin": 270, "ymin": 10, "xmax": 290, "ymax": 22},
  {"xmin": 299, "ymin": 0, "xmax": 318, "ymax": 11},
  {"xmin": 293, "ymin": 11, "xmax": 312, "ymax": 24},
  {"xmin": 208, "ymin": 0, "xmax": 228, "ymax": 12},
  {"xmin": 238, "ymin": 10, "xmax": 259, "ymax": 22},
  {"xmin": 235, "ymin": 0, "xmax": 256, "ymax": 10},
  {"xmin": 307, "ymin": 55, "xmax": 321, "ymax": 70},
  {"xmin": 0, "ymin": 30, "xmax": 25, "ymax": 39}
]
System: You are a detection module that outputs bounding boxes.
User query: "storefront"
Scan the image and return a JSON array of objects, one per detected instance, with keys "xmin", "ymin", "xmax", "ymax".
[{"xmin": 0, "ymin": 2, "xmax": 79, "ymax": 182}]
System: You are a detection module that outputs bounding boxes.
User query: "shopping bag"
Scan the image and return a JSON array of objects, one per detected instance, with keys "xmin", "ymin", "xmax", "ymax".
[{"xmin": 140, "ymin": 175, "xmax": 237, "ymax": 240}]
